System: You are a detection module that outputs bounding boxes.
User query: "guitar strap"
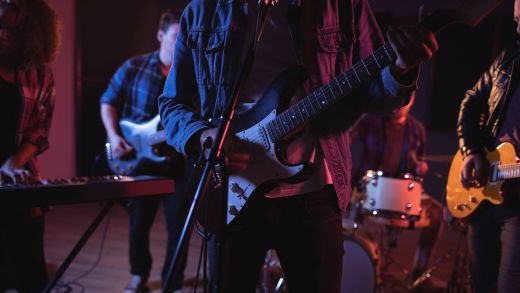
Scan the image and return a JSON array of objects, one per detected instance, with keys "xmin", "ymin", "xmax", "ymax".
[{"xmin": 286, "ymin": 1, "xmax": 306, "ymax": 68}]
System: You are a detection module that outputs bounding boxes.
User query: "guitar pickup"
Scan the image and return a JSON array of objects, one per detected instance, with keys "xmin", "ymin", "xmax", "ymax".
[{"xmin": 490, "ymin": 162, "xmax": 499, "ymax": 183}]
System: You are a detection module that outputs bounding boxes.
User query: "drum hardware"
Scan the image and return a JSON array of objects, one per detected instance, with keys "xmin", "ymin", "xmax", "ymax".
[
  {"xmin": 409, "ymin": 220, "xmax": 470, "ymax": 292},
  {"xmin": 379, "ymin": 226, "xmax": 409, "ymax": 287},
  {"xmin": 257, "ymin": 250, "xmax": 286, "ymax": 293}
]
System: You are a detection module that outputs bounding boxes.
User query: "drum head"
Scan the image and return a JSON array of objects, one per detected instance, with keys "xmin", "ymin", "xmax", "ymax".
[{"xmin": 341, "ymin": 232, "xmax": 377, "ymax": 293}]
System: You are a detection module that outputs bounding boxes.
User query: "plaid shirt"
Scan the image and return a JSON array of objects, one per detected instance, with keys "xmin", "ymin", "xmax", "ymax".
[
  {"xmin": 100, "ymin": 51, "xmax": 165, "ymax": 123},
  {"xmin": 349, "ymin": 113, "xmax": 426, "ymax": 183},
  {"xmin": 15, "ymin": 66, "xmax": 56, "ymax": 175}
]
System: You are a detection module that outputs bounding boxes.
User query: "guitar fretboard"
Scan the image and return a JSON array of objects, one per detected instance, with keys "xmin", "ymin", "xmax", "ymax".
[
  {"xmin": 265, "ymin": 43, "xmax": 396, "ymax": 142},
  {"xmin": 497, "ymin": 163, "xmax": 520, "ymax": 180}
]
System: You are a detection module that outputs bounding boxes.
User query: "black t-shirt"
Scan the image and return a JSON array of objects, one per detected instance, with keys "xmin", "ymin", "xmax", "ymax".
[{"xmin": 0, "ymin": 77, "xmax": 21, "ymax": 164}]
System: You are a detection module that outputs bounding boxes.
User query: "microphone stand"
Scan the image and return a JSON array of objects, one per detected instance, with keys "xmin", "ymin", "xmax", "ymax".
[{"xmin": 162, "ymin": 2, "xmax": 272, "ymax": 292}]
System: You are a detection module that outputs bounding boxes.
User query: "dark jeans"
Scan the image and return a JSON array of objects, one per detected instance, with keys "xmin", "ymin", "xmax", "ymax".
[
  {"xmin": 210, "ymin": 185, "xmax": 344, "ymax": 293},
  {"xmin": 0, "ymin": 213, "xmax": 47, "ymax": 293},
  {"xmin": 468, "ymin": 185, "xmax": 520, "ymax": 293},
  {"xmin": 127, "ymin": 177, "xmax": 188, "ymax": 290}
]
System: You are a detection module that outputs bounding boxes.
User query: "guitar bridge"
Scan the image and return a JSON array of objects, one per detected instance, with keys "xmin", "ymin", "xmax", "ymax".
[{"xmin": 211, "ymin": 163, "xmax": 223, "ymax": 189}]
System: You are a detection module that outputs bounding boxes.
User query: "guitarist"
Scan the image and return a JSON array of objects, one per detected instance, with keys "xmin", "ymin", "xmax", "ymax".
[
  {"xmin": 100, "ymin": 9, "xmax": 187, "ymax": 293},
  {"xmin": 457, "ymin": 1, "xmax": 520, "ymax": 291},
  {"xmin": 159, "ymin": 0, "xmax": 437, "ymax": 292}
]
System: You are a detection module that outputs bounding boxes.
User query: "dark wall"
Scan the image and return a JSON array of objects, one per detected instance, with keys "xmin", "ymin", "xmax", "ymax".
[
  {"xmin": 370, "ymin": 1, "xmax": 515, "ymax": 132},
  {"xmin": 76, "ymin": 1, "xmax": 190, "ymax": 175},
  {"xmin": 428, "ymin": 15, "xmax": 516, "ymax": 131}
]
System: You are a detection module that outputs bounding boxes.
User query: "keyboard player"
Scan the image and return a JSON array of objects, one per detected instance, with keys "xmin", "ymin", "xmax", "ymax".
[{"xmin": 0, "ymin": 0, "xmax": 60, "ymax": 291}]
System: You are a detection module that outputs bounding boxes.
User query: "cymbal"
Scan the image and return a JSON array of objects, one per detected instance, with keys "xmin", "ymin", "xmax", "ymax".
[{"xmin": 419, "ymin": 155, "xmax": 453, "ymax": 163}]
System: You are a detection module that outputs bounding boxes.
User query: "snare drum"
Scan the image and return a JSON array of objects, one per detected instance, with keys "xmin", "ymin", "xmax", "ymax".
[
  {"xmin": 367, "ymin": 194, "xmax": 432, "ymax": 228},
  {"xmin": 360, "ymin": 170, "xmax": 423, "ymax": 220}
]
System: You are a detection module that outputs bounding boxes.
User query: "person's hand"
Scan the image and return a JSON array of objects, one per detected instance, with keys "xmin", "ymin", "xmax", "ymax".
[
  {"xmin": 108, "ymin": 134, "xmax": 133, "ymax": 158},
  {"xmin": 199, "ymin": 128, "xmax": 250, "ymax": 171},
  {"xmin": 460, "ymin": 153, "xmax": 488, "ymax": 189},
  {"xmin": 386, "ymin": 7, "xmax": 438, "ymax": 76},
  {"xmin": 0, "ymin": 156, "xmax": 33, "ymax": 185},
  {"xmin": 261, "ymin": 0, "xmax": 279, "ymax": 6},
  {"xmin": 415, "ymin": 161, "xmax": 429, "ymax": 176},
  {"xmin": 386, "ymin": 26, "xmax": 437, "ymax": 75}
]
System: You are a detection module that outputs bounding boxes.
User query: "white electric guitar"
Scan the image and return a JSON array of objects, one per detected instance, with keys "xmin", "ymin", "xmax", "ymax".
[
  {"xmin": 105, "ymin": 115, "xmax": 179, "ymax": 176},
  {"xmin": 215, "ymin": 0, "xmax": 506, "ymax": 224}
]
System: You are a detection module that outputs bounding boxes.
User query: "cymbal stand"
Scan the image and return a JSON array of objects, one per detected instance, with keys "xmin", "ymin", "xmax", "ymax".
[{"xmin": 378, "ymin": 226, "xmax": 410, "ymax": 292}]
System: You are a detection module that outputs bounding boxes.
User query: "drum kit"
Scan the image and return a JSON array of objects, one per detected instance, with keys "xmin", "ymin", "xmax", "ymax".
[{"xmin": 257, "ymin": 170, "xmax": 470, "ymax": 293}]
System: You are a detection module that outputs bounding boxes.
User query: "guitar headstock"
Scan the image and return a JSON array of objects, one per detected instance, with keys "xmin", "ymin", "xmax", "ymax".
[{"xmin": 422, "ymin": 0, "xmax": 507, "ymax": 33}]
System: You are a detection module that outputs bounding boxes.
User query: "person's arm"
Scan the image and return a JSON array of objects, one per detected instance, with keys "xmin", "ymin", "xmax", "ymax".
[
  {"xmin": 350, "ymin": 0, "xmax": 436, "ymax": 114},
  {"xmin": 457, "ymin": 57, "xmax": 497, "ymax": 157},
  {"xmin": 100, "ymin": 61, "xmax": 133, "ymax": 158},
  {"xmin": 414, "ymin": 119, "xmax": 428, "ymax": 176},
  {"xmin": 158, "ymin": 10, "xmax": 211, "ymax": 156},
  {"xmin": 0, "ymin": 143, "xmax": 38, "ymax": 184},
  {"xmin": 1, "ymin": 68, "xmax": 56, "ymax": 183},
  {"xmin": 100, "ymin": 103, "xmax": 133, "ymax": 158},
  {"xmin": 25, "ymin": 68, "xmax": 56, "ymax": 155},
  {"xmin": 457, "ymin": 50, "xmax": 502, "ymax": 188}
]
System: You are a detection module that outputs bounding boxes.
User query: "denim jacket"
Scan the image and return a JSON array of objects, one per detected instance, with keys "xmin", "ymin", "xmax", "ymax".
[{"xmin": 159, "ymin": 0, "xmax": 416, "ymax": 212}]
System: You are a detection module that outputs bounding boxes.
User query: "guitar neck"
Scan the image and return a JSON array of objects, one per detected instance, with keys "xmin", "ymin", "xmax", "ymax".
[
  {"xmin": 497, "ymin": 163, "xmax": 520, "ymax": 180},
  {"xmin": 265, "ymin": 44, "xmax": 396, "ymax": 142},
  {"xmin": 263, "ymin": 9, "xmax": 467, "ymax": 143}
]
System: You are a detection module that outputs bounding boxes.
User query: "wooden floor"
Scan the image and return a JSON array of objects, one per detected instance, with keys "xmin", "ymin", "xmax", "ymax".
[{"xmin": 43, "ymin": 202, "xmax": 470, "ymax": 293}]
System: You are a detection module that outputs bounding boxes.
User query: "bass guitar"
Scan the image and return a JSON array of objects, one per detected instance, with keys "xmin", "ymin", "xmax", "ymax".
[{"xmin": 446, "ymin": 142, "xmax": 519, "ymax": 219}]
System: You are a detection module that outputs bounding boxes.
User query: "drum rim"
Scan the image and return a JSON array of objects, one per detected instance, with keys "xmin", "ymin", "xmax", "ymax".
[
  {"xmin": 365, "ymin": 170, "xmax": 423, "ymax": 182},
  {"xmin": 343, "ymin": 229, "xmax": 379, "ymax": 263},
  {"xmin": 363, "ymin": 208, "xmax": 422, "ymax": 220}
]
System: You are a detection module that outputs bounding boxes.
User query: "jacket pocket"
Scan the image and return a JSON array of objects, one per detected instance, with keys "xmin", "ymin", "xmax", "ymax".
[
  {"xmin": 316, "ymin": 27, "xmax": 355, "ymax": 80},
  {"xmin": 187, "ymin": 30, "xmax": 225, "ymax": 52},
  {"xmin": 187, "ymin": 30, "xmax": 226, "ymax": 84},
  {"xmin": 317, "ymin": 27, "xmax": 355, "ymax": 53}
]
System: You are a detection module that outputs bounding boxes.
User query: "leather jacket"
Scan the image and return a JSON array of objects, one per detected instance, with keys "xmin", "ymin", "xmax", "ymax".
[{"xmin": 457, "ymin": 43, "xmax": 520, "ymax": 156}]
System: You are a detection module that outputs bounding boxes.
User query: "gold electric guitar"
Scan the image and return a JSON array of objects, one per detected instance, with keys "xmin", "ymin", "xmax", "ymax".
[{"xmin": 446, "ymin": 142, "xmax": 519, "ymax": 219}]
